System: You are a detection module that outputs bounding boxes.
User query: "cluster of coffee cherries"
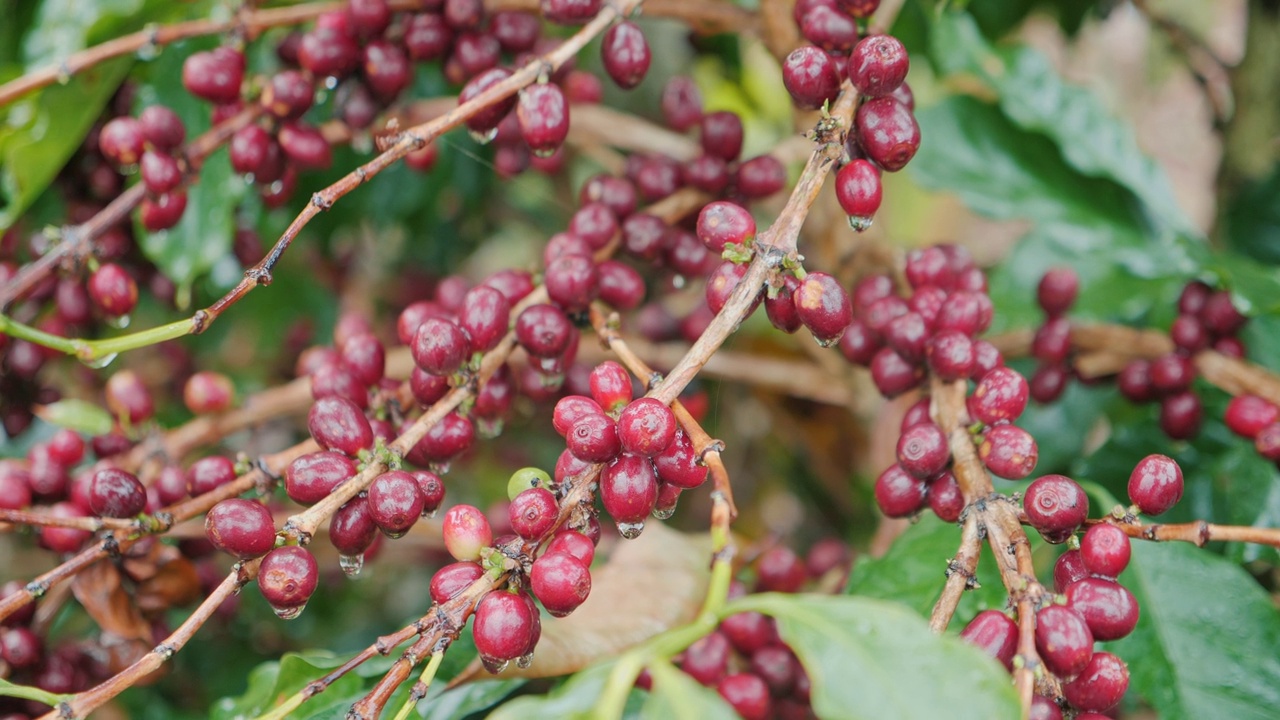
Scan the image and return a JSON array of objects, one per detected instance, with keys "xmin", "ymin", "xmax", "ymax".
[
  {"xmin": 781, "ymin": 0, "xmax": 918, "ymax": 230},
  {"xmin": 1226, "ymin": 394, "xmax": 1280, "ymax": 465},
  {"xmin": 651, "ymin": 541, "xmax": 850, "ymax": 720},
  {"xmin": 959, "ymin": 455, "xmax": 1184, "ymax": 718},
  {"xmin": 99, "ymin": 102, "xmax": 192, "ymax": 230},
  {"xmin": 1116, "ymin": 280, "xmax": 1249, "ymax": 440},
  {"xmin": 0, "ymin": 576, "xmax": 96, "ymax": 718},
  {"xmin": 1024, "ymin": 267, "xmax": 1080, "ymax": 404}
]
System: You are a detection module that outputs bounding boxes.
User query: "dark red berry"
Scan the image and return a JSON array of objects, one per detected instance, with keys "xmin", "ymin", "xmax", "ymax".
[
  {"xmin": 569, "ymin": 202, "xmax": 619, "ymax": 251},
  {"xmin": 409, "ymin": 411, "xmax": 475, "ymax": 464},
  {"xmin": 1024, "ymin": 474, "xmax": 1089, "ymax": 543},
  {"xmin": 654, "ymin": 430, "xmax": 709, "ymax": 489},
  {"xmin": 979, "ymin": 425, "xmax": 1038, "ymax": 479},
  {"xmin": 458, "ymin": 68, "xmax": 517, "ymax": 134},
  {"xmin": 442, "ymin": 505, "xmax": 493, "ymax": 561},
  {"xmin": 934, "ymin": 290, "xmax": 991, "ymax": 336},
  {"xmin": 1036, "ymin": 267, "xmax": 1079, "ymax": 317},
  {"xmin": 100, "ymin": 116, "xmax": 145, "ymax": 166},
  {"xmin": 404, "ymin": 13, "xmax": 452, "ymax": 61},
  {"xmin": 927, "ymin": 330, "xmax": 974, "ymax": 381},
  {"xmin": 848, "ymin": 35, "xmax": 909, "ymax": 98},
  {"xmin": 139, "ymin": 105, "xmax": 185, "ymax": 151},
  {"xmin": 597, "ymin": 260, "xmax": 646, "ymax": 310},
  {"xmin": 458, "ymin": 285, "xmax": 511, "ymax": 354},
  {"xmin": 368, "ymin": 470, "xmax": 425, "ymax": 537},
  {"xmin": 329, "ymin": 496, "xmax": 378, "ymax": 557},
  {"xmin": 308, "ymin": 396, "xmax": 374, "ymax": 455},
  {"xmin": 186, "ymin": 455, "xmax": 236, "ymax": 496},
  {"xmin": 959, "ymin": 610, "xmax": 1017, "ymax": 671},
  {"xmin": 88, "ymin": 467, "xmax": 145, "ymax": 518},
  {"xmin": 229, "ymin": 124, "xmax": 273, "ymax": 176},
  {"xmin": 1035, "ymin": 604, "xmax": 1095, "ymax": 679},
  {"xmin": 285, "ymin": 451, "xmax": 356, "ymax": 506},
  {"xmin": 928, "ymin": 471, "xmax": 965, "ymax": 522},
  {"xmin": 700, "ymin": 111, "xmax": 744, "ymax": 161},
  {"xmin": 1031, "ymin": 317, "xmax": 1071, "ymax": 364},
  {"xmin": 310, "ymin": 362, "xmax": 370, "ymax": 407},
  {"xmin": 721, "ymin": 610, "xmax": 778, "ymax": 655},
  {"xmin": 1117, "ymin": 359, "xmax": 1155, "ymax": 403},
  {"xmin": 617, "ymin": 398, "xmax": 677, "ymax": 458},
  {"xmin": 1080, "ymin": 523, "xmax": 1130, "ymax": 578},
  {"xmin": 278, "ymin": 122, "xmax": 331, "ymax": 170},
  {"xmin": 971, "ymin": 340, "xmax": 1003, "ymax": 379},
  {"xmin": 706, "ymin": 260, "xmax": 754, "ymax": 316},
  {"xmin": 541, "ymin": 0, "xmax": 601, "ymax": 24},
  {"xmin": 183, "ymin": 47, "xmax": 245, "ymax": 104},
  {"xmin": 0, "ymin": 626, "xmax": 42, "ymax": 670},
  {"xmin": 970, "ymin": 367, "xmax": 1029, "ymax": 425},
  {"xmin": 1160, "ymin": 390, "xmax": 1202, "ymax": 440},
  {"xmin": 896, "ymin": 422, "xmax": 948, "ymax": 479},
  {"xmin": 1149, "ymin": 353, "xmax": 1194, "ymax": 395},
  {"xmin": 718, "ymin": 673, "xmax": 772, "ymax": 720},
  {"xmin": 183, "ymin": 371, "xmax": 234, "ymax": 414},
  {"xmin": 870, "ymin": 347, "xmax": 924, "ymax": 398},
  {"xmin": 1200, "ymin": 290, "xmax": 1247, "ymax": 336},
  {"xmin": 1066, "ymin": 578, "xmax": 1139, "ymax": 641},
  {"xmin": 588, "ymin": 361, "xmax": 633, "ymax": 412},
  {"xmin": 492, "ymin": 11, "xmax": 540, "ymax": 52},
  {"xmin": 782, "ymin": 45, "xmax": 841, "ymax": 109},
  {"xmin": 838, "ymin": 319, "xmax": 881, "ymax": 365},
  {"xmin": 682, "ymin": 631, "xmax": 730, "ymax": 686},
  {"xmin": 1031, "ymin": 696, "xmax": 1063, "ymax": 720},
  {"xmin": 800, "ymin": 4, "xmax": 858, "ymax": 52},
  {"xmin": 856, "ymin": 97, "xmax": 920, "ymax": 171},
  {"xmin": 430, "ymin": 561, "xmax": 484, "ymax": 604},
  {"xmin": 474, "ymin": 590, "xmax": 536, "ymax": 670},
  {"xmin": 262, "ymin": 70, "xmax": 314, "ymax": 120},
  {"xmin": 258, "ymin": 546, "xmax": 319, "ymax": 617},
  {"xmin": 601, "ymin": 453, "xmax": 658, "ymax": 530},
  {"xmin": 517, "ymin": 83, "xmax": 570, "ymax": 155},
  {"xmin": 516, "ymin": 304, "xmax": 573, "ymax": 359},
  {"xmin": 750, "ymin": 645, "xmax": 797, "ymax": 697},
  {"xmin": 834, "ymin": 159, "xmax": 882, "ymax": 228},
  {"xmin": 697, "ymin": 201, "xmax": 755, "ymax": 253},
  {"xmin": 884, "ymin": 311, "xmax": 929, "ymax": 362},
  {"xmin": 509, "ymin": 487, "xmax": 558, "ymax": 539},
  {"xmin": 1062, "ymin": 652, "xmax": 1129, "ymax": 713},
  {"xmin": 38, "ymin": 502, "xmax": 90, "ymax": 552},
  {"xmin": 1054, "ymin": 549, "xmax": 1089, "ymax": 592},
  {"xmin": 412, "ymin": 317, "xmax": 470, "ymax": 375},
  {"xmin": 299, "ymin": 27, "xmax": 360, "ymax": 76},
  {"xmin": 205, "ymin": 498, "xmax": 275, "ymax": 559},
  {"xmin": 545, "ymin": 254, "xmax": 598, "ymax": 312},
  {"xmin": 1029, "ymin": 363, "xmax": 1070, "ymax": 404},
  {"xmin": 794, "ymin": 272, "xmax": 853, "ymax": 345},
  {"xmin": 874, "ymin": 463, "xmax": 927, "ymax": 517},
  {"xmin": 1127, "ymin": 454, "xmax": 1183, "ymax": 516},
  {"xmin": 755, "ymin": 546, "xmax": 806, "ymax": 593},
  {"xmin": 601, "ymin": 21, "xmax": 650, "ymax": 89},
  {"xmin": 1169, "ymin": 314, "xmax": 1209, "ymax": 353},
  {"xmin": 1225, "ymin": 395, "xmax": 1279, "ymax": 439},
  {"xmin": 735, "ymin": 154, "xmax": 787, "ymax": 198},
  {"xmin": 87, "ymin": 263, "xmax": 138, "ymax": 317},
  {"xmin": 140, "ymin": 150, "xmax": 182, "ymax": 194},
  {"xmin": 531, "ymin": 551, "xmax": 592, "ymax": 616}
]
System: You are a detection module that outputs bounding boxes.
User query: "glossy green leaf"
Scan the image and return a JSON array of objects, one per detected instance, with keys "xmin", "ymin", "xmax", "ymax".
[
  {"xmin": 845, "ymin": 515, "xmax": 1006, "ymax": 624},
  {"xmin": 1111, "ymin": 541, "xmax": 1280, "ymax": 719},
  {"xmin": 33, "ymin": 399, "xmax": 114, "ymax": 436},
  {"xmin": 210, "ymin": 651, "xmax": 369, "ymax": 720},
  {"xmin": 732, "ymin": 594, "xmax": 1020, "ymax": 720},
  {"xmin": 487, "ymin": 662, "xmax": 643, "ymax": 720},
  {"xmin": 419, "ymin": 679, "xmax": 525, "ymax": 720},
  {"xmin": 641, "ymin": 661, "xmax": 737, "ymax": 720}
]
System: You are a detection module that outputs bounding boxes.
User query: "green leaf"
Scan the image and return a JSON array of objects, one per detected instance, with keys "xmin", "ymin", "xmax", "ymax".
[
  {"xmin": 418, "ymin": 679, "xmax": 525, "ymax": 720},
  {"xmin": 0, "ymin": 56, "xmax": 131, "ymax": 229},
  {"xmin": 1111, "ymin": 541, "xmax": 1280, "ymax": 719},
  {"xmin": 845, "ymin": 515, "xmax": 1006, "ymax": 624},
  {"xmin": 0, "ymin": 676, "xmax": 70, "ymax": 706},
  {"xmin": 641, "ymin": 661, "xmax": 737, "ymax": 720},
  {"xmin": 486, "ymin": 663, "xmax": 643, "ymax": 720},
  {"xmin": 33, "ymin": 399, "xmax": 114, "ymax": 436},
  {"xmin": 211, "ymin": 651, "xmax": 368, "ymax": 720},
  {"xmin": 731, "ymin": 594, "xmax": 1021, "ymax": 720}
]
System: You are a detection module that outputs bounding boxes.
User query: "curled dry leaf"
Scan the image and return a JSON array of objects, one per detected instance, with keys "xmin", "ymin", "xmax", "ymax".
[{"xmin": 499, "ymin": 522, "xmax": 711, "ymax": 679}]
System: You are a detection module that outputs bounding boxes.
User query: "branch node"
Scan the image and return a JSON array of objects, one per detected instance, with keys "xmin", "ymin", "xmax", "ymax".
[
  {"xmin": 1196, "ymin": 520, "xmax": 1211, "ymax": 547},
  {"xmin": 191, "ymin": 309, "xmax": 211, "ymax": 334},
  {"xmin": 311, "ymin": 193, "xmax": 334, "ymax": 210},
  {"xmin": 25, "ymin": 579, "xmax": 48, "ymax": 598},
  {"xmin": 698, "ymin": 441, "xmax": 726, "ymax": 464},
  {"xmin": 102, "ymin": 533, "xmax": 122, "ymax": 559},
  {"xmin": 246, "ymin": 266, "xmax": 273, "ymax": 287},
  {"xmin": 57, "ymin": 701, "xmax": 74, "ymax": 719},
  {"xmin": 155, "ymin": 643, "xmax": 176, "ymax": 660}
]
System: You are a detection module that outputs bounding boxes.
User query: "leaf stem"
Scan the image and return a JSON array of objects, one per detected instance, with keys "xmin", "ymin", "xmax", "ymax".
[{"xmin": 391, "ymin": 651, "xmax": 444, "ymax": 720}]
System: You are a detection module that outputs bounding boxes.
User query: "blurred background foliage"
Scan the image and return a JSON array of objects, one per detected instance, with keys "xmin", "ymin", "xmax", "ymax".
[{"xmin": 2, "ymin": 0, "xmax": 1280, "ymax": 717}]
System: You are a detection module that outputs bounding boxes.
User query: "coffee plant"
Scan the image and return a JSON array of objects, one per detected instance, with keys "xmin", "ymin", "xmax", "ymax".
[{"xmin": 0, "ymin": 0, "xmax": 1277, "ymax": 717}]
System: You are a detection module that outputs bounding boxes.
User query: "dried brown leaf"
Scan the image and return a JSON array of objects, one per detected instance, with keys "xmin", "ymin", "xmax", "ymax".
[{"xmin": 71, "ymin": 560, "xmax": 151, "ymax": 643}]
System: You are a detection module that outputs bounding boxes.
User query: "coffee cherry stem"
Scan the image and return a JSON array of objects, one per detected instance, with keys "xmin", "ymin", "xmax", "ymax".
[{"xmin": 389, "ymin": 651, "xmax": 445, "ymax": 720}]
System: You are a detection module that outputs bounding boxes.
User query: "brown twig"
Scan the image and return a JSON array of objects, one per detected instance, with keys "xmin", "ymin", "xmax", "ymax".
[
  {"xmin": 1084, "ymin": 515, "xmax": 1280, "ymax": 548},
  {"xmin": 928, "ymin": 512, "xmax": 982, "ymax": 633},
  {"xmin": 0, "ymin": 509, "xmax": 139, "ymax": 532}
]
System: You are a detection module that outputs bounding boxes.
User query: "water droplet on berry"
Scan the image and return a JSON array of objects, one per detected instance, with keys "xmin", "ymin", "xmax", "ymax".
[
  {"xmin": 847, "ymin": 215, "xmax": 873, "ymax": 232},
  {"xmin": 652, "ymin": 503, "xmax": 677, "ymax": 520},
  {"xmin": 469, "ymin": 127, "xmax": 499, "ymax": 145},
  {"xmin": 481, "ymin": 656, "xmax": 509, "ymax": 674},
  {"xmin": 616, "ymin": 520, "xmax": 645, "ymax": 539},
  {"xmin": 82, "ymin": 352, "xmax": 118, "ymax": 369},
  {"xmin": 272, "ymin": 602, "xmax": 306, "ymax": 620},
  {"xmin": 324, "ymin": 76, "xmax": 339, "ymax": 90},
  {"xmin": 107, "ymin": 313, "xmax": 131, "ymax": 330},
  {"xmin": 516, "ymin": 651, "xmax": 534, "ymax": 669},
  {"xmin": 477, "ymin": 417, "xmax": 504, "ymax": 439},
  {"xmin": 431, "ymin": 461, "xmax": 452, "ymax": 475},
  {"xmin": 339, "ymin": 553, "xmax": 365, "ymax": 577}
]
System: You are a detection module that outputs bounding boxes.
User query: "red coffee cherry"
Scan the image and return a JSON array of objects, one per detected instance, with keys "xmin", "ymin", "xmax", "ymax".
[
  {"xmin": 848, "ymin": 35, "xmax": 909, "ymax": 98},
  {"xmin": 928, "ymin": 471, "xmax": 965, "ymax": 523},
  {"xmin": 105, "ymin": 370, "xmax": 154, "ymax": 425},
  {"xmin": 979, "ymin": 425, "xmax": 1038, "ymax": 479},
  {"xmin": 1224, "ymin": 395, "xmax": 1278, "ymax": 439},
  {"xmin": 329, "ymin": 497, "xmax": 378, "ymax": 563},
  {"xmin": 1066, "ymin": 577, "xmax": 1140, "ymax": 641},
  {"xmin": 617, "ymin": 398, "xmax": 678, "ymax": 458},
  {"xmin": 307, "ymin": 397, "xmax": 374, "ymax": 456},
  {"xmin": 700, "ymin": 111, "xmax": 744, "ymax": 161},
  {"xmin": 517, "ymin": 83, "xmax": 570, "ymax": 155},
  {"xmin": 682, "ymin": 631, "xmax": 731, "ymax": 685},
  {"xmin": 285, "ymin": 451, "xmax": 356, "ymax": 506},
  {"xmin": 1160, "ymin": 390, "xmax": 1202, "ymax": 440},
  {"xmin": 458, "ymin": 68, "xmax": 517, "ymax": 134},
  {"xmin": 654, "ymin": 430, "xmax": 709, "ymax": 489},
  {"xmin": 782, "ymin": 45, "xmax": 841, "ymax": 109},
  {"xmin": 544, "ymin": 254, "xmax": 599, "ymax": 312},
  {"xmin": 589, "ymin": 360, "xmax": 633, "ymax": 413},
  {"xmin": 459, "ymin": 285, "xmax": 511, "ymax": 354},
  {"xmin": 600, "ymin": 453, "xmax": 658, "ymax": 534},
  {"xmin": 100, "ymin": 117, "xmax": 146, "ymax": 166},
  {"xmin": 569, "ymin": 202, "xmax": 619, "ymax": 250},
  {"xmin": 508, "ymin": 487, "xmax": 558, "ymax": 540},
  {"xmin": 972, "ymin": 368, "xmax": 1029, "ymax": 426},
  {"xmin": 430, "ymin": 561, "xmax": 484, "ymax": 604},
  {"xmin": 660, "ymin": 75, "xmax": 703, "ymax": 131},
  {"xmin": 1079, "ymin": 523, "xmax": 1131, "ymax": 578},
  {"xmin": 473, "ymin": 590, "xmax": 536, "ymax": 672},
  {"xmin": 794, "ymin": 272, "xmax": 853, "ymax": 345},
  {"xmin": 278, "ymin": 122, "xmax": 332, "ymax": 170},
  {"xmin": 39, "ymin": 502, "xmax": 92, "ymax": 553},
  {"xmin": 958, "ymin": 610, "xmax": 1017, "ymax": 671},
  {"xmin": 1035, "ymin": 604, "xmax": 1095, "ymax": 679},
  {"xmin": 186, "ymin": 455, "xmax": 237, "ymax": 496},
  {"xmin": 531, "ymin": 552, "xmax": 592, "ymax": 617},
  {"xmin": 87, "ymin": 263, "xmax": 138, "ymax": 317},
  {"xmin": 869, "ymin": 347, "xmax": 924, "ymax": 398},
  {"xmin": 140, "ymin": 150, "xmax": 182, "ymax": 194},
  {"xmin": 896, "ymin": 422, "xmax": 949, "ymax": 480},
  {"xmin": 601, "ymin": 21, "xmax": 650, "ymax": 89},
  {"xmin": 696, "ymin": 201, "xmax": 756, "ymax": 253},
  {"xmin": 184, "ymin": 371, "xmax": 235, "ymax": 414},
  {"xmin": 412, "ymin": 317, "xmax": 471, "ymax": 376},
  {"xmin": 874, "ymin": 463, "xmax": 926, "ymax": 518},
  {"xmin": 718, "ymin": 673, "xmax": 773, "ymax": 720},
  {"xmin": 755, "ymin": 546, "xmax": 806, "ymax": 593},
  {"xmin": 855, "ymin": 97, "xmax": 920, "ymax": 172},
  {"xmin": 258, "ymin": 546, "xmax": 319, "ymax": 619},
  {"xmin": 261, "ymin": 70, "xmax": 314, "ymax": 120},
  {"xmin": 735, "ymin": 154, "xmax": 787, "ymax": 198},
  {"xmin": 88, "ymin": 467, "xmax": 145, "ymax": 518},
  {"xmin": 205, "ymin": 498, "xmax": 276, "ymax": 559},
  {"xmin": 182, "ymin": 47, "xmax": 245, "ymax": 104},
  {"xmin": 834, "ymin": 159, "xmax": 883, "ymax": 229},
  {"xmin": 1024, "ymin": 474, "xmax": 1089, "ymax": 544},
  {"xmin": 1054, "ymin": 548, "xmax": 1089, "ymax": 592},
  {"xmin": 368, "ymin": 470, "xmax": 426, "ymax": 538},
  {"xmin": 541, "ymin": 0, "xmax": 602, "ymax": 25},
  {"xmin": 567, "ymin": 413, "xmax": 622, "ymax": 463},
  {"xmin": 1127, "ymin": 453, "xmax": 1183, "ymax": 516},
  {"xmin": 442, "ymin": 504, "xmax": 493, "ymax": 561},
  {"xmin": 1062, "ymin": 652, "xmax": 1129, "ymax": 713}
]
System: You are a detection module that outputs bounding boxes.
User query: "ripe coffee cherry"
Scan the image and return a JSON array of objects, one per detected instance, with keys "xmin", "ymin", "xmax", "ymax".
[
  {"xmin": 443, "ymin": 504, "xmax": 493, "ymax": 561},
  {"xmin": 474, "ymin": 590, "xmax": 536, "ymax": 670},
  {"xmin": 601, "ymin": 21, "xmax": 650, "ymax": 89},
  {"xmin": 509, "ymin": 487, "xmax": 558, "ymax": 539},
  {"xmin": 756, "ymin": 546, "xmax": 806, "ymax": 593},
  {"xmin": 100, "ymin": 117, "xmax": 145, "ymax": 166},
  {"xmin": 589, "ymin": 361, "xmax": 633, "ymax": 412},
  {"xmin": 545, "ymin": 254, "xmax": 599, "ymax": 312},
  {"xmin": 186, "ymin": 455, "xmax": 236, "ymax": 496},
  {"xmin": 329, "ymin": 496, "xmax": 378, "ymax": 558},
  {"xmin": 928, "ymin": 471, "xmax": 964, "ymax": 522},
  {"xmin": 1226, "ymin": 397, "xmax": 1280, "ymax": 446},
  {"xmin": 229, "ymin": 124, "xmax": 273, "ymax": 176},
  {"xmin": 1200, "ymin": 290, "xmax": 1247, "ymax": 336},
  {"xmin": 885, "ymin": 311, "xmax": 928, "ymax": 362},
  {"xmin": 874, "ymin": 463, "xmax": 927, "ymax": 517},
  {"xmin": 1036, "ymin": 267, "xmax": 1079, "ymax": 317},
  {"xmin": 299, "ymin": 27, "xmax": 360, "ymax": 76},
  {"xmin": 654, "ymin": 430, "xmax": 709, "ymax": 489},
  {"xmin": 1024, "ymin": 474, "xmax": 1089, "ymax": 543},
  {"xmin": 87, "ymin": 263, "xmax": 138, "ymax": 317},
  {"xmin": 568, "ymin": 413, "xmax": 622, "ymax": 463},
  {"xmin": 856, "ymin": 97, "xmax": 920, "ymax": 171},
  {"xmin": 1066, "ymin": 577, "xmax": 1139, "ymax": 641},
  {"xmin": 751, "ymin": 645, "xmax": 798, "ymax": 696},
  {"xmin": 47, "ymin": 429, "xmax": 86, "ymax": 467},
  {"xmin": 701, "ymin": 111, "xmax": 744, "ymax": 161},
  {"xmin": 848, "ymin": 35, "xmax": 908, "ymax": 98},
  {"xmin": 105, "ymin": 370, "xmax": 154, "ymax": 425},
  {"xmin": 1126, "ymin": 453, "xmax": 1183, "ymax": 516},
  {"xmin": 1160, "ymin": 390, "xmax": 1202, "ymax": 440},
  {"xmin": 800, "ymin": 4, "xmax": 858, "ymax": 52},
  {"xmin": 959, "ymin": 610, "xmax": 1018, "ymax": 671},
  {"xmin": 553, "ymin": 396, "xmax": 605, "ymax": 437},
  {"xmin": 617, "ymin": 398, "xmax": 677, "ymax": 457},
  {"xmin": 1117, "ymin": 359, "xmax": 1155, "ymax": 403},
  {"xmin": 1029, "ymin": 317, "xmax": 1071, "ymax": 365},
  {"xmin": 459, "ymin": 68, "xmax": 517, "ymax": 134},
  {"xmin": 838, "ymin": 319, "xmax": 880, "ymax": 366},
  {"xmin": 567, "ymin": 203, "xmax": 617, "ymax": 252},
  {"xmin": 706, "ymin": 260, "xmax": 753, "ymax": 315},
  {"xmin": 285, "ymin": 451, "xmax": 356, "ymax": 505},
  {"xmin": 601, "ymin": 453, "xmax": 659, "ymax": 530},
  {"xmin": 349, "ymin": 0, "xmax": 391, "ymax": 36},
  {"xmin": 458, "ymin": 286, "xmax": 511, "ymax": 355},
  {"xmin": 140, "ymin": 150, "xmax": 182, "ymax": 194},
  {"xmin": 363, "ymin": 40, "xmax": 411, "ymax": 100},
  {"xmin": 308, "ymin": 397, "xmax": 374, "ymax": 456},
  {"xmin": 697, "ymin": 201, "xmax": 755, "ymax": 253},
  {"xmin": 412, "ymin": 471, "xmax": 446, "ymax": 516},
  {"xmin": 531, "ymin": 552, "xmax": 592, "ymax": 617},
  {"xmin": 834, "ymin": 159, "xmax": 883, "ymax": 229},
  {"xmin": 0, "ymin": 627, "xmax": 42, "ymax": 670},
  {"xmin": 736, "ymin": 154, "xmax": 788, "ymax": 198},
  {"xmin": 368, "ymin": 471, "xmax": 425, "ymax": 538},
  {"xmin": 412, "ymin": 318, "xmax": 470, "ymax": 376},
  {"xmin": 1080, "ymin": 523, "xmax": 1131, "ymax": 578},
  {"xmin": 541, "ymin": 0, "xmax": 601, "ymax": 24},
  {"xmin": 409, "ymin": 411, "xmax": 475, "ymax": 464},
  {"xmin": 183, "ymin": 371, "xmax": 234, "ymax": 414},
  {"xmin": 1062, "ymin": 652, "xmax": 1129, "ymax": 713},
  {"xmin": 261, "ymin": 70, "xmax": 314, "ymax": 120},
  {"xmin": 926, "ymin": 330, "xmax": 974, "ymax": 381},
  {"xmin": 1169, "ymin": 314, "xmax": 1209, "ymax": 353},
  {"xmin": 311, "ymin": 362, "xmax": 369, "ymax": 407},
  {"xmin": 278, "ymin": 122, "xmax": 331, "ymax": 170},
  {"xmin": 979, "ymin": 425, "xmax": 1038, "ymax": 479},
  {"xmin": 870, "ymin": 347, "xmax": 924, "ymax": 398},
  {"xmin": 597, "ymin": 259, "xmax": 646, "ymax": 310},
  {"xmin": 661, "ymin": 75, "xmax": 703, "ymax": 131},
  {"xmin": 782, "ymin": 45, "xmax": 841, "ymax": 109},
  {"xmin": 516, "ymin": 304, "xmax": 573, "ymax": 359},
  {"xmin": 88, "ymin": 468, "xmax": 145, "ymax": 518},
  {"xmin": 430, "ymin": 562, "xmax": 484, "ymax": 604},
  {"xmin": 861, "ymin": 285, "xmax": 907, "ymax": 325},
  {"xmin": 682, "ymin": 631, "xmax": 731, "ymax": 685},
  {"xmin": 1149, "ymin": 353, "xmax": 1194, "ymax": 395},
  {"xmin": 896, "ymin": 422, "xmax": 948, "ymax": 479},
  {"xmin": 1054, "ymin": 548, "xmax": 1089, "ymax": 592},
  {"xmin": 1035, "ymin": 604, "xmax": 1094, "ymax": 679},
  {"xmin": 1029, "ymin": 363, "xmax": 1070, "ymax": 404},
  {"xmin": 258, "ymin": 546, "xmax": 319, "ymax": 618},
  {"xmin": 492, "ymin": 11, "xmax": 540, "ymax": 52},
  {"xmin": 718, "ymin": 673, "xmax": 773, "ymax": 720},
  {"xmin": 517, "ymin": 83, "xmax": 570, "ymax": 155},
  {"xmin": 794, "ymin": 272, "xmax": 853, "ymax": 345},
  {"xmin": 183, "ymin": 47, "xmax": 245, "ymax": 104},
  {"xmin": 971, "ymin": 340, "xmax": 1004, "ymax": 379},
  {"xmin": 205, "ymin": 498, "xmax": 276, "ymax": 559},
  {"xmin": 139, "ymin": 190, "xmax": 188, "ymax": 230},
  {"xmin": 547, "ymin": 529, "xmax": 596, "ymax": 566},
  {"xmin": 39, "ymin": 502, "xmax": 91, "ymax": 552},
  {"xmin": 970, "ymin": 367, "xmax": 1029, "ymax": 425}
]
